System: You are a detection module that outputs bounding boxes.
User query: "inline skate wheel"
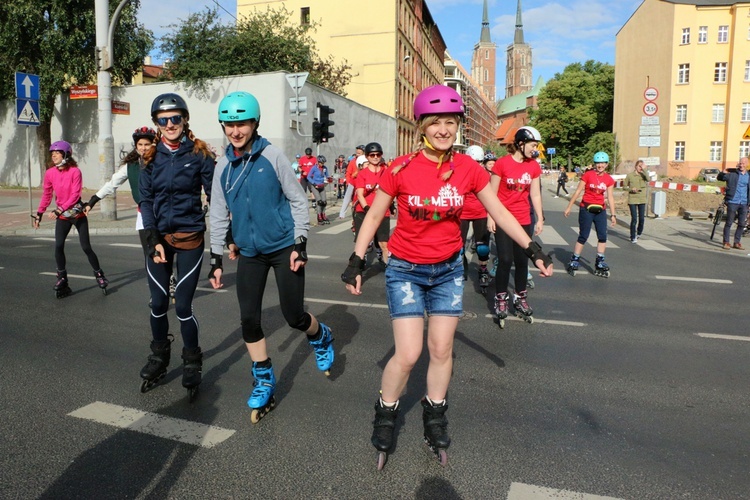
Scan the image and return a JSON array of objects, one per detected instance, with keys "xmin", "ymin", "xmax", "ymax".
[
  {"xmin": 188, "ymin": 386, "xmax": 199, "ymax": 403},
  {"xmin": 376, "ymin": 451, "xmax": 387, "ymax": 471},
  {"xmin": 498, "ymin": 318, "xmax": 505, "ymax": 329},
  {"xmin": 250, "ymin": 398, "xmax": 276, "ymax": 424},
  {"xmin": 437, "ymin": 448, "xmax": 448, "ymax": 466},
  {"xmin": 140, "ymin": 379, "xmax": 152, "ymax": 393}
]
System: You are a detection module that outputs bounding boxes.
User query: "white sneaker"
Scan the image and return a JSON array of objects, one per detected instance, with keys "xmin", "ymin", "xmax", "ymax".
[
  {"xmin": 631, "ymin": 237, "xmax": 638, "ymax": 243},
  {"xmin": 553, "ymin": 196, "xmax": 559, "ymax": 198}
]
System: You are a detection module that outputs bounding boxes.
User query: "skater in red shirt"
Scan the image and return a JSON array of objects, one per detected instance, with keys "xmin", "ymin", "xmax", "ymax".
[
  {"xmin": 487, "ymin": 126, "xmax": 544, "ymax": 327},
  {"xmin": 353, "ymin": 142, "xmax": 391, "ymax": 266},
  {"xmin": 341, "ymin": 85, "xmax": 553, "ymax": 469}
]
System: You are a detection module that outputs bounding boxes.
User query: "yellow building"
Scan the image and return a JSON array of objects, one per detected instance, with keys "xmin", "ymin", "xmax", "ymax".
[
  {"xmin": 238, "ymin": 0, "xmax": 446, "ymax": 154},
  {"xmin": 614, "ymin": 0, "xmax": 750, "ymax": 179}
]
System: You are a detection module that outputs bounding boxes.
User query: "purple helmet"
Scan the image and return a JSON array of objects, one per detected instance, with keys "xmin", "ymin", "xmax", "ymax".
[
  {"xmin": 50, "ymin": 140, "xmax": 72, "ymax": 156},
  {"xmin": 413, "ymin": 85, "xmax": 465, "ymax": 121}
]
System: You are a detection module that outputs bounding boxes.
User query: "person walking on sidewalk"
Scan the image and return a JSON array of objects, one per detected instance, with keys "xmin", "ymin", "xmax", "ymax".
[
  {"xmin": 33, "ymin": 140, "xmax": 109, "ymax": 298},
  {"xmin": 137, "ymin": 93, "xmax": 215, "ymax": 400},
  {"xmin": 341, "ymin": 85, "xmax": 553, "ymax": 466},
  {"xmin": 208, "ymin": 91, "xmax": 334, "ymax": 423},
  {"xmin": 555, "ymin": 166, "xmax": 569, "ymax": 198},
  {"xmin": 307, "ymin": 155, "xmax": 331, "ymax": 225},
  {"xmin": 625, "ymin": 160, "xmax": 649, "ymax": 243},
  {"xmin": 717, "ymin": 156, "xmax": 750, "ymax": 250},
  {"xmin": 563, "ymin": 151, "xmax": 617, "ymax": 278}
]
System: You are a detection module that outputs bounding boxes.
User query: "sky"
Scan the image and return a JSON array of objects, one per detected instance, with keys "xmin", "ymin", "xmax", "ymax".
[{"xmin": 138, "ymin": 0, "xmax": 642, "ymax": 100}]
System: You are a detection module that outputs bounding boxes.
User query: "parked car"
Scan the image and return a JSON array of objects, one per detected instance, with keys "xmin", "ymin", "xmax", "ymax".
[{"xmin": 698, "ymin": 168, "xmax": 720, "ymax": 182}]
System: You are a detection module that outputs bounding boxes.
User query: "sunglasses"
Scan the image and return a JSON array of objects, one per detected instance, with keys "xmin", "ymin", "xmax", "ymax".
[
  {"xmin": 367, "ymin": 153, "xmax": 382, "ymax": 158},
  {"xmin": 155, "ymin": 115, "xmax": 184, "ymax": 127}
]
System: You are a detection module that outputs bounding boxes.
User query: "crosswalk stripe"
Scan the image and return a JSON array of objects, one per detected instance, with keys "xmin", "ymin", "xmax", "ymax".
[
  {"xmin": 537, "ymin": 226, "xmax": 567, "ymax": 245},
  {"xmin": 68, "ymin": 401, "xmax": 235, "ymax": 448},
  {"xmin": 635, "ymin": 239, "xmax": 673, "ymax": 251},
  {"xmin": 318, "ymin": 221, "xmax": 355, "ymax": 234},
  {"xmin": 508, "ymin": 482, "xmax": 624, "ymax": 500}
]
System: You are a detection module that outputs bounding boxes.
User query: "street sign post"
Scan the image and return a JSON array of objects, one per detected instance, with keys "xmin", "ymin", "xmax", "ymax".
[{"xmin": 14, "ymin": 71, "xmax": 41, "ymax": 223}]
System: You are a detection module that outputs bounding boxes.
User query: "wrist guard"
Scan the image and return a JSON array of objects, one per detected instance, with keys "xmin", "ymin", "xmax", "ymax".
[
  {"xmin": 225, "ymin": 227, "xmax": 235, "ymax": 247},
  {"xmin": 87, "ymin": 195, "xmax": 100, "ymax": 209},
  {"xmin": 32, "ymin": 212, "xmax": 42, "ymax": 224},
  {"xmin": 524, "ymin": 241, "xmax": 552, "ymax": 269},
  {"xmin": 53, "ymin": 209, "xmax": 62, "ymax": 218},
  {"xmin": 144, "ymin": 228, "xmax": 161, "ymax": 258},
  {"xmin": 293, "ymin": 236, "xmax": 308, "ymax": 263},
  {"xmin": 341, "ymin": 252, "xmax": 365, "ymax": 286},
  {"xmin": 208, "ymin": 252, "xmax": 223, "ymax": 280}
]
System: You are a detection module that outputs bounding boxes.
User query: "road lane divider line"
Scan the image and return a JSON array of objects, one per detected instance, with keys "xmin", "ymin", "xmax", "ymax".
[
  {"xmin": 508, "ymin": 482, "xmax": 624, "ymax": 500},
  {"xmin": 483, "ymin": 314, "xmax": 585, "ymax": 327},
  {"xmin": 40, "ymin": 271, "xmax": 94, "ymax": 281},
  {"xmin": 655, "ymin": 275, "xmax": 732, "ymax": 284},
  {"xmin": 306, "ymin": 297, "xmax": 389, "ymax": 309},
  {"xmin": 695, "ymin": 333, "xmax": 750, "ymax": 342},
  {"xmin": 68, "ymin": 401, "xmax": 235, "ymax": 448}
]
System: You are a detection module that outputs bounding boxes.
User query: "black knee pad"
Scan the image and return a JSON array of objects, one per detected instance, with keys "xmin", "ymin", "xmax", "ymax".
[
  {"xmin": 290, "ymin": 312, "xmax": 312, "ymax": 332},
  {"xmin": 317, "ymin": 200, "xmax": 325, "ymax": 207},
  {"xmin": 242, "ymin": 323, "xmax": 265, "ymax": 344},
  {"xmin": 322, "ymin": 200, "xmax": 327, "ymax": 207}
]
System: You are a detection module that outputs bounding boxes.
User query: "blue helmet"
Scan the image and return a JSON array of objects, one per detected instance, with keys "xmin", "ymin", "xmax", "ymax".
[
  {"xmin": 218, "ymin": 91, "xmax": 261, "ymax": 123},
  {"xmin": 593, "ymin": 151, "xmax": 609, "ymax": 163}
]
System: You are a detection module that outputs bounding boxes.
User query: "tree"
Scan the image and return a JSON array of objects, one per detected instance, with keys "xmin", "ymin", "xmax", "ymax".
[
  {"xmin": 0, "ymin": 1, "xmax": 153, "ymax": 178},
  {"xmin": 528, "ymin": 60, "xmax": 616, "ymax": 167},
  {"xmin": 159, "ymin": 6, "xmax": 352, "ymax": 99}
]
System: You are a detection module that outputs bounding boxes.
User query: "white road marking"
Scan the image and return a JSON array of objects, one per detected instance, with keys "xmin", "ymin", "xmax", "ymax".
[
  {"xmin": 636, "ymin": 239, "xmax": 673, "ymax": 251},
  {"xmin": 484, "ymin": 314, "xmax": 585, "ymax": 327},
  {"xmin": 318, "ymin": 221, "xmax": 356, "ymax": 234},
  {"xmin": 538, "ymin": 226, "xmax": 568, "ymax": 246},
  {"xmin": 306, "ymin": 297, "xmax": 389, "ymax": 309},
  {"xmin": 33, "ymin": 237, "xmax": 56, "ymax": 242},
  {"xmin": 68, "ymin": 401, "xmax": 235, "ymax": 448},
  {"xmin": 110, "ymin": 243, "xmax": 142, "ymax": 248},
  {"xmin": 695, "ymin": 333, "xmax": 750, "ymax": 342},
  {"xmin": 108, "ymin": 243, "xmax": 329, "ymax": 259},
  {"xmin": 16, "ymin": 244, "xmax": 45, "ymax": 248},
  {"xmin": 655, "ymin": 275, "xmax": 732, "ymax": 284},
  {"xmin": 40, "ymin": 272, "xmax": 94, "ymax": 281},
  {"xmin": 196, "ymin": 287, "xmax": 227, "ymax": 293},
  {"xmin": 507, "ymin": 482, "xmax": 624, "ymax": 500},
  {"xmin": 569, "ymin": 227, "xmax": 619, "ymax": 249}
]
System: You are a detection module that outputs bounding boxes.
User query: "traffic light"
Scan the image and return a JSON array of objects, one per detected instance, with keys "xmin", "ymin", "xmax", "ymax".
[
  {"xmin": 312, "ymin": 118, "xmax": 323, "ymax": 144},
  {"xmin": 317, "ymin": 102, "xmax": 335, "ymax": 142}
]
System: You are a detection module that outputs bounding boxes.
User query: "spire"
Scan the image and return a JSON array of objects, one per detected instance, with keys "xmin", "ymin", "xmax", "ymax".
[
  {"xmin": 514, "ymin": 0, "xmax": 525, "ymax": 45},
  {"xmin": 480, "ymin": 0, "xmax": 491, "ymax": 43}
]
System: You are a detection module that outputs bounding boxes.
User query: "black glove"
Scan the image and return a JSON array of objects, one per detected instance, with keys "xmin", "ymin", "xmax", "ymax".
[
  {"xmin": 363, "ymin": 205, "xmax": 370, "ymax": 213},
  {"xmin": 31, "ymin": 212, "xmax": 42, "ymax": 224},
  {"xmin": 208, "ymin": 252, "xmax": 223, "ymax": 280},
  {"xmin": 87, "ymin": 195, "xmax": 101, "ymax": 209},
  {"xmin": 143, "ymin": 228, "xmax": 161, "ymax": 258},
  {"xmin": 52, "ymin": 209, "xmax": 62, "ymax": 218},
  {"xmin": 341, "ymin": 252, "xmax": 365, "ymax": 286},
  {"xmin": 225, "ymin": 227, "xmax": 235, "ymax": 247},
  {"xmin": 293, "ymin": 236, "xmax": 308, "ymax": 263},
  {"xmin": 524, "ymin": 241, "xmax": 552, "ymax": 269}
]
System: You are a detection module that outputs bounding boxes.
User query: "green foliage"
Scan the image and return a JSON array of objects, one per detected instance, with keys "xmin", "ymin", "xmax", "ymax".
[
  {"xmin": 583, "ymin": 131, "xmax": 619, "ymax": 169},
  {"xmin": 529, "ymin": 60, "xmax": 616, "ymax": 166},
  {"xmin": 159, "ymin": 6, "xmax": 352, "ymax": 99}
]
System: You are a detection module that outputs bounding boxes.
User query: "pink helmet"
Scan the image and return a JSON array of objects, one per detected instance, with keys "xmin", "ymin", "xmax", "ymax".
[
  {"xmin": 50, "ymin": 140, "xmax": 72, "ymax": 156},
  {"xmin": 413, "ymin": 85, "xmax": 465, "ymax": 120}
]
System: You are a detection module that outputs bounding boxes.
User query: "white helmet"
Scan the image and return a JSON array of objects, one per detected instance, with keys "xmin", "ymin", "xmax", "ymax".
[
  {"xmin": 466, "ymin": 145, "xmax": 484, "ymax": 162},
  {"xmin": 356, "ymin": 154, "xmax": 367, "ymax": 167}
]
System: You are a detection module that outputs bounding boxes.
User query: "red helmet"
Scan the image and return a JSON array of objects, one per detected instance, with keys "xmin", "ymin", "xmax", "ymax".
[
  {"xmin": 413, "ymin": 85, "xmax": 464, "ymax": 121},
  {"xmin": 133, "ymin": 126, "xmax": 157, "ymax": 143}
]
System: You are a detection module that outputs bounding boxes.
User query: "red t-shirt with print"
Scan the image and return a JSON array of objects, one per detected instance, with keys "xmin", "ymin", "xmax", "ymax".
[
  {"xmin": 491, "ymin": 155, "xmax": 541, "ymax": 225},
  {"xmin": 354, "ymin": 166, "xmax": 390, "ymax": 216},
  {"xmin": 298, "ymin": 155, "xmax": 317, "ymax": 177},
  {"xmin": 378, "ymin": 151, "xmax": 489, "ymax": 264},
  {"xmin": 460, "ymin": 160, "xmax": 490, "ymax": 220},
  {"xmin": 580, "ymin": 169, "xmax": 614, "ymax": 208}
]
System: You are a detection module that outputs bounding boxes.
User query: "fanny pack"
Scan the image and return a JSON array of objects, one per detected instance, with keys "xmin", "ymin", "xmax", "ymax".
[
  {"xmin": 59, "ymin": 200, "xmax": 86, "ymax": 220},
  {"xmin": 586, "ymin": 204, "xmax": 603, "ymax": 214},
  {"xmin": 164, "ymin": 231, "xmax": 204, "ymax": 250}
]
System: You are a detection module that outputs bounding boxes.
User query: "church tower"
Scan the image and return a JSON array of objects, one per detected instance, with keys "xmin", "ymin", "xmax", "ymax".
[
  {"xmin": 471, "ymin": 0, "xmax": 496, "ymax": 103},
  {"xmin": 505, "ymin": 0, "xmax": 532, "ymax": 98}
]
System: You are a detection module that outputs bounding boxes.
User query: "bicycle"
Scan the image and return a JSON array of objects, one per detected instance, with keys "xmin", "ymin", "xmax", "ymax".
[{"xmin": 710, "ymin": 202, "xmax": 725, "ymax": 241}]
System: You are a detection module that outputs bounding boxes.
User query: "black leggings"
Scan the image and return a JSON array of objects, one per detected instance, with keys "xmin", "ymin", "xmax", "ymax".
[
  {"xmin": 556, "ymin": 182, "xmax": 569, "ymax": 196},
  {"xmin": 54, "ymin": 216, "xmax": 101, "ymax": 271},
  {"xmin": 236, "ymin": 245, "xmax": 310, "ymax": 344},
  {"xmin": 494, "ymin": 223, "xmax": 533, "ymax": 294},
  {"xmin": 146, "ymin": 242, "xmax": 204, "ymax": 349}
]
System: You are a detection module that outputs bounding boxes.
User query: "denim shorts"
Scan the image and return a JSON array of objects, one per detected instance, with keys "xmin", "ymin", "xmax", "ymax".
[{"xmin": 385, "ymin": 252, "xmax": 464, "ymax": 319}]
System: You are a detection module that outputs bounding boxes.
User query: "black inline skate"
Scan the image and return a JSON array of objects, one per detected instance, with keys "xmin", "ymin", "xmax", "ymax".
[
  {"xmin": 513, "ymin": 290, "xmax": 534, "ymax": 324},
  {"xmin": 567, "ymin": 255, "xmax": 580, "ymax": 277},
  {"xmin": 494, "ymin": 292, "xmax": 509, "ymax": 329},
  {"xmin": 372, "ymin": 398, "xmax": 399, "ymax": 470},
  {"xmin": 247, "ymin": 360, "xmax": 276, "ymax": 424},
  {"xmin": 94, "ymin": 269, "xmax": 108, "ymax": 295},
  {"xmin": 182, "ymin": 346, "xmax": 203, "ymax": 402},
  {"xmin": 53, "ymin": 270, "xmax": 72, "ymax": 299},
  {"xmin": 421, "ymin": 397, "xmax": 449, "ymax": 466},
  {"xmin": 140, "ymin": 336, "xmax": 173, "ymax": 393},
  {"xmin": 594, "ymin": 255, "xmax": 610, "ymax": 278},
  {"xmin": 478, "ymin": 266, "xmax": 490, "ymax": 294}
]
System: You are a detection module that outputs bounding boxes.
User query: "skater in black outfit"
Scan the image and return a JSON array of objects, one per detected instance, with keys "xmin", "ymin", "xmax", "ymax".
[
  {"xmin": 33, "ymin": 140, "xmax": 108, "ymax": 297},
  {"xmin": 555, "ymin": 166, "xmax": 569, "ymax": 198},
  {"xmin": 138, "ymin": 93, "xmax": 214, "ymax": 400}
]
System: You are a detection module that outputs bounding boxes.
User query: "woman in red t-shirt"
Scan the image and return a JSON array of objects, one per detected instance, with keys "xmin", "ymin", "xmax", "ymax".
[
  {"xmin": 354, "ymin": 142, "xmax": 391, "ymax": 266},
  {"xmin": 563, "ymin": 151, "xmax": 617, "ymax": 277},
  {"xmin": 340, "ymin": 85, "xmax": 553, "ymax": 468},
  {"xmin": 487, "ymin": 126, "xmax": 544, "ymax": 326}
]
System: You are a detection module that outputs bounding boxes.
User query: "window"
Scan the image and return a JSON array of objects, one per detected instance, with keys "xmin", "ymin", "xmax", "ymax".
[
  {"xmin": 675, "ymin": 104, "xmax": 688, "ymax": 123},
  {"xmin": 300, "ymin": 7, "xmax": 310, "ymax": 25},
  {"xmin": 678, "ymin": 63, "xmax": 690, "ymax": 84},
  {"xmin": 714, "ymin": 62, "xmax": 728, "ymax": 83},
  {"xmin": 675, "ymin": 142, "xmax": 685, "ymax": 162},
  {"xmin": 743, "ymin": 103, "xmax": 750, "ymax": 122},
  {"xmin": 698, "ymin": 26, "xmax": 708, "ymax": 43},
  {"xmin": 740, "ymin": 141, "xmax": 750, "ymax": 160},
  {"xmin": 681, "ymin": 28, "xmax": 690, "ymax": 44},
  {"xmin": 745, "ymin": 60, "xmax": 750, "ymax": 81},
  {"xmin": 718, "ymin": 25, "xmax": 728, "ymax": 43},
  {"xmin": 485, "ymin": 69, "xmax": 489, "ymax": 82},
  {"xmin": 485, "ymin": 49, "xmax": 489, "ymax": 60},
  {"xmin": 710, "ymin": 141, "xmax": 723, "ymax": 162},
  {"xmin": 712, "ymin": 104, "xmax": 725, "ymax": 123}
]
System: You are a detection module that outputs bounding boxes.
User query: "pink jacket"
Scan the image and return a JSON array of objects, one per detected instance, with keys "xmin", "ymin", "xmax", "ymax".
[{"xmin": 37, "ymin": 164, "xmax": 82, "ymax": 213}]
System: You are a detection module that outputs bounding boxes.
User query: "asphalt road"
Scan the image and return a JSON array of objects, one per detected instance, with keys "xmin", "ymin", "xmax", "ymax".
[{"xmin": 1, "ymin": 199, "xmax": 749, "ymax": 499}]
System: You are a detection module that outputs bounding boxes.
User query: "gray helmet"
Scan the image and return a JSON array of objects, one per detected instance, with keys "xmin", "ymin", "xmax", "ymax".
[{"xmin": 151, "ymin": 93, "xmax": 189, "ymax": 119}]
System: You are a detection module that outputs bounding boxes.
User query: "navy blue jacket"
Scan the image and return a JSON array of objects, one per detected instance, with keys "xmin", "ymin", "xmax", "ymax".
[
  {"xmin": 139, "ymin": 138, "xmax": 214, "ymax": 234},
  {"xmin": 717, "ymin": 168, "xmax": 750, "ymax": 204}
]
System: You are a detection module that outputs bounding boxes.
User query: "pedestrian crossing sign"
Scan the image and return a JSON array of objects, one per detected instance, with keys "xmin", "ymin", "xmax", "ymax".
[
  {"xmin": 744, "ymin": 124, "xmax": 750, "ymax": 140},
  {"xmin": 16, "ymin": 99, "xmax": 40, "ymax": 126}
]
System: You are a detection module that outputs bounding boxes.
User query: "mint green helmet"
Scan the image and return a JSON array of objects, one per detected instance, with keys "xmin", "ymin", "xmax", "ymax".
[
  {"xmin": 218, "ymin": 91, "xmax": 261, "ymax": 123},
  {"xmin": 593, "ymin": 151, "xmax": 609, "ymax": 163}
]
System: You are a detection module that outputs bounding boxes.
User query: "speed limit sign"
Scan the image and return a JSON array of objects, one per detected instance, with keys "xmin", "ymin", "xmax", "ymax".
[{"xmin": 643, "ymin": 102, "xmax": 658, "ymax": 116}]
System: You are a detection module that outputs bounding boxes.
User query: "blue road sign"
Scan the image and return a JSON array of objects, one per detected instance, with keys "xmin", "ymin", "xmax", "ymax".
[
  {"xmin": 16, "ymin": 99, "xmax": 41, "ymax": 126},
  {"xmin": 547, "ymin": 148, "xmax": 556, "ymax": 155},
  {"xmin": 15, "ymin": 72, "xmax": 40, "ymax": 101}
]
